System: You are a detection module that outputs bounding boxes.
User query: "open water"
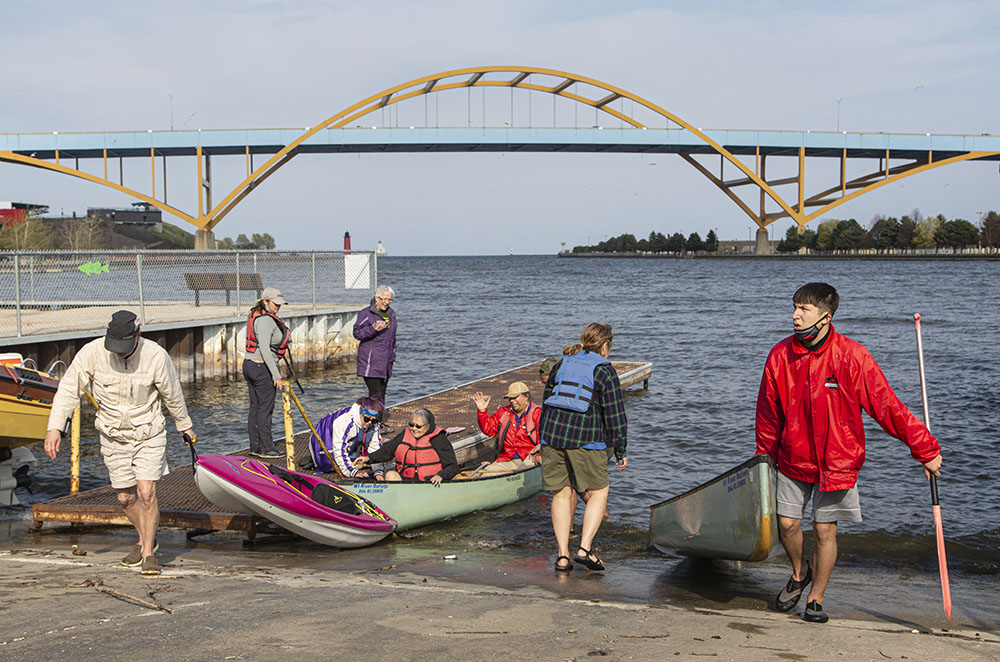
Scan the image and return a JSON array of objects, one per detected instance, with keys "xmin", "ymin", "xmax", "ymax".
[{"xmin": 8, "ymin": 255, "xmax": 999, "ymax": 624}]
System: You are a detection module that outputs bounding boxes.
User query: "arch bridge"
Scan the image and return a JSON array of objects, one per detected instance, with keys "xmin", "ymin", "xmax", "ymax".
[{"xmin": 2, "ymin": 66, "xmax": 998, "ymax": 253}]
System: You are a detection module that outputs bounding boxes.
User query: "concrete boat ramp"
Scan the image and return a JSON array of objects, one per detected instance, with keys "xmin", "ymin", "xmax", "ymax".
[{"xmin": 30, "ymin": 360, "xmax": 651, "ymax": 537}]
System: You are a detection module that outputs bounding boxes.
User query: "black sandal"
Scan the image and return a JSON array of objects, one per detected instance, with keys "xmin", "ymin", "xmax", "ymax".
[
  {"xmin": 575, "ymin": 547, "xmax": 605, "ymax": 571},
  {"xmin": 554, "ymin": 556, "xmax": 574, "ymax": 572}
]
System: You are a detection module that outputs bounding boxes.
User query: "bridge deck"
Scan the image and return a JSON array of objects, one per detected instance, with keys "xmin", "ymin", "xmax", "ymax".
[
  {"xmin": 30, "ymin": 360, "xmax": 652, "ymax": 533},
  {"xmin": 4, "ymin": 127, "xmax": 999, "ymax": 161}
]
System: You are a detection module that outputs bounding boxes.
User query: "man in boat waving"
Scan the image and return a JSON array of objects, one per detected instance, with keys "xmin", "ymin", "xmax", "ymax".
[
  {"xmin": 472, "ymin": 381, "xmax": 542, "ymax": 473},
  {"xmin": 755, "ymin": 283, "xmax": 942, "ymax": 623}
]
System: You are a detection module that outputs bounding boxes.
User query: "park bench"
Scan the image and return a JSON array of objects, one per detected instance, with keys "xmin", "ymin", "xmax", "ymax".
[{"xmin": 184, "ymin": 272, "xmax": 263, "ymax": 306}]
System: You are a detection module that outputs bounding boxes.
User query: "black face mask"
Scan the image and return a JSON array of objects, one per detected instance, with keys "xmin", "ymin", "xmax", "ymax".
[{"xmin": 794, "ymin": 314, "xmax": 829, "ymax": 342}]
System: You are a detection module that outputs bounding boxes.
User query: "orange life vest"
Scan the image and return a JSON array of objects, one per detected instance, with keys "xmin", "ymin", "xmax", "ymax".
[
  {"xmin": 394, "ymin": 426, "xmax": 446, "ymax": 481},
  {"xmin": 245, "ymin": 310, "xmax": 290, "ymax": 359},
  {"xmin": 496, "ymin": 403, "xmax": 539, "ymax": 460}
]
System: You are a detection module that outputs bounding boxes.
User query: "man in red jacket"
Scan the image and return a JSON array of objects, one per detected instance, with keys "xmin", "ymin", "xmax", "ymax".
[
  {"xmin": 472, "ymin": 381, "xmax": 542, "ymax": 473},
  {"xmin": 756, "ymin": 283, "xmax": 942, "ymax": 623}
]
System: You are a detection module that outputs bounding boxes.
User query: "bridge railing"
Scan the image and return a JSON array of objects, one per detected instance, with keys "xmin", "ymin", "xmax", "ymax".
[{"xmin": 0, "ymin": 249, "xmax": 376, "ymax": 341}]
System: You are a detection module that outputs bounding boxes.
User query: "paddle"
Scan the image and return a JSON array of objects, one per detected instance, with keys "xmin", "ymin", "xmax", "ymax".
[
  {"xmin": 282, "ymin": 354, "xmax": 305, "ymax": 394},
  {"xmin": 913, "ymin": 313, "xmax": 952, "ymax": 621}
]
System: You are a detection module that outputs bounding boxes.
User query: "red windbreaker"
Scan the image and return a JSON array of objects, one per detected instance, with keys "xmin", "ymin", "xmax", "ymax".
[
  {"xmin": 477, "ymin": 402, "xmax": 541, "ymax": 463},
  {"xmin": 755, "ymin": 326, "xmax": 939, "ymax": 491}
]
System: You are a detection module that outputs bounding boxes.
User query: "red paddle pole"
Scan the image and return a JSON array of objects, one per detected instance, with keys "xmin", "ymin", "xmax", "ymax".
[{"xmin": 913, "ymin": 313, "xmax": 952, "ymax": 621}]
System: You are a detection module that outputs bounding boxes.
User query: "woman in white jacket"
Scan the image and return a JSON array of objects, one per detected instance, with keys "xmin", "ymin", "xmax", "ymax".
[{"xmin": 310, "ymin": 397, "xmax": 386, "ymax": 478}]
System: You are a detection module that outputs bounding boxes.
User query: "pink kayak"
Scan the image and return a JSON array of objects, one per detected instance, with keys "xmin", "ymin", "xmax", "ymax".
[{"xmin": 193, "ymin": 454, "xmax": 396, "ymax": 548}]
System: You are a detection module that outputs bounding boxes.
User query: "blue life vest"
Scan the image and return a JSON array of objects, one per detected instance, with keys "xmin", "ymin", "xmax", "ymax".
[{"xmin": 543, "ymin": 351, "xmax": 610, "ymax": 413}]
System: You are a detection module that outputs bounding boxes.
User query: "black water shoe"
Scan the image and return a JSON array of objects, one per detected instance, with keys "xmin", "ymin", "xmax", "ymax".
[
  {"xmin": 774, "ymin": 562, "xmax": 812, "ymax": 612},
  {"xmin": 803, "ymin": 600, "xmax": 829, "ymax": 623},
  {"xmin": 574, "ymin": 547, "xmax": 605, "ymax": 571}
]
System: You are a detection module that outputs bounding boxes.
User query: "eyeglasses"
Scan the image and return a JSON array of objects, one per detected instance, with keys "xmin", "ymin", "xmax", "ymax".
[
  {"xmin": 362, "ymin": 415, "xmax": 378, "ymax": 423},
  {"xmin": 408, "ymin": 422, "xmax": 425, "ymax": 429}
]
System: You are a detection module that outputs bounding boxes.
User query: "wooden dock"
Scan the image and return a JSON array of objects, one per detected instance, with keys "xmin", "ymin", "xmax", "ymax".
[
  {"xmin": 3, "ymin": 303, "xmax": 365, "ymax": 383},
  {"xmin": 30, "ymin": 361, "xmax": 652, "ymax": 534}
]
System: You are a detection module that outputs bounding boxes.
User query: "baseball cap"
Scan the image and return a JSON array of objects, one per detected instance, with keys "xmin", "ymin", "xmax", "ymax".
[
  {"xmin": 504, "ymin": 381, "xmax": 531, "ymax": 398},
  {"xmin": 105, "ymin": 310, "xmax": 140, "ymax": 354},
  {"xmin": 261, "ymin": 287, "xmax": 286, "ymax": 305}
]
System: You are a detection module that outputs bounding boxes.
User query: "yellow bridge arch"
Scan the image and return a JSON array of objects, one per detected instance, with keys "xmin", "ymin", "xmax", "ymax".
[{"xmin": 2, "ymin": 65, "xmax": 997, "ymax": 244}]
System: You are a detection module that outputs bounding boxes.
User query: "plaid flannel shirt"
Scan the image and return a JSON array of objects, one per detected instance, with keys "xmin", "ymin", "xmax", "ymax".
[{"xmin": 539, "ymin": 359, "xmax": 628, "ymax": 459}]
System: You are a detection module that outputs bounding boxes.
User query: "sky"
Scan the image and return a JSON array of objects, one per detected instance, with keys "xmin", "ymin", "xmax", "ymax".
[{"xmin": 2, "ymin": 1, "xmax": 999, "ymax": 255}]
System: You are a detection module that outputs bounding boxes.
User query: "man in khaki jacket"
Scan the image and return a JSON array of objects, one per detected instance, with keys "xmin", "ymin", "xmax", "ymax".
[{"xmin": 44, "ymin": 310, "xmax": 195, "ymax": 575}]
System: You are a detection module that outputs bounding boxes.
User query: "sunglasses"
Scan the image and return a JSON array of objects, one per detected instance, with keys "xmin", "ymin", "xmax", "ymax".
[
  {"xmin": 362, "ymin": 415, "xmax": 378, "ymax": 423},
  {"xmin": 408, "ymin": 422, "xmax": 426, "ymax": 429}
]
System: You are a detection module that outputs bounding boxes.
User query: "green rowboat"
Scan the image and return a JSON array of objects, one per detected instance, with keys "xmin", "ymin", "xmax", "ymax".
[
  {"xmin": 338, "ymin": 465, "xmax": 542, "ymax": 531},
  {"xmin": 649, "ymin": 455, "xmax": 779, "ymax": 561}
]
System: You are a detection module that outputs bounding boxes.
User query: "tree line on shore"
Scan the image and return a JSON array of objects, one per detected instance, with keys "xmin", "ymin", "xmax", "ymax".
[
  {"xmin": 0, "ymin": 212, "xmax": 276, "ymax": 251},
  {"xmin": 777, "ymin": 210, "xmax": 999, "ymax": 253},
  {"xmin": 572, "ymin": 229, "xmax": 720, "ymax": 254},
  {"xmin": 569, "ymin": 209, "xmax": 1000, "ymax": 255}
]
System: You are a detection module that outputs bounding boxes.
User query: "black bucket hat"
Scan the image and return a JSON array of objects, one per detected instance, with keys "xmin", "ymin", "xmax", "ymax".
[{"xmin": 105, "ymin": 310, "xmax": 140, "ymax": 354}]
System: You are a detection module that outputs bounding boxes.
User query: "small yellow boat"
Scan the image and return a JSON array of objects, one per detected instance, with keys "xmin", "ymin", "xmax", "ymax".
[{"xmin": 0, "ymin": 353, "xmax": 60, "ymax": 449}]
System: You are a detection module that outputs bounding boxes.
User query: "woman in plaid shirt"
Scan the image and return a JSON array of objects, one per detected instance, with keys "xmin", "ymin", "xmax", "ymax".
[{"xmin": 540, "ymin": 323, "xmax": 628, "ymax": 573}]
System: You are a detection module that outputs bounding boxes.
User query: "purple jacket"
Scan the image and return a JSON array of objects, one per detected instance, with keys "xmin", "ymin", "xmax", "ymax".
[{"xmin": 353, "ymin": 299, "xmax": 397, "ymax": 379}]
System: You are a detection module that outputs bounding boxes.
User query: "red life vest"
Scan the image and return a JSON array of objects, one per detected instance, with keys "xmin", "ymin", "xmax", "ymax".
[
  {"xmin": 394, "ymin": 426, "xmax": 446, "ymax": 481},
  {"xmin": 496, "ymin": 403, "xmax": 539, "ymax": 460},
  {"xmin": 245, "ymin": 310, "xmax": 290, "ymax": 359}
]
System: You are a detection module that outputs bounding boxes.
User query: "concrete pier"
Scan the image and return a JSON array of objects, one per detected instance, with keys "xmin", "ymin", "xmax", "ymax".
[{"xmin": 3, "ymin": 304, "xmax": 364, "ymax": 383}]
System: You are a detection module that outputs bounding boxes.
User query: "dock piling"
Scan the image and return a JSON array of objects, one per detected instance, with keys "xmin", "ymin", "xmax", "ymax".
[
  {"xmin": 70, "ymin": 404, "xmax": 81, "ymax": 494},
  {"xmin": 282, "ymin": 382, "xmax": 295, "ymax": 470}
]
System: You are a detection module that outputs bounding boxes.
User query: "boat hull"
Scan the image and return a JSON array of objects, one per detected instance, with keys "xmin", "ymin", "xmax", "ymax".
[
  {"xmin": 0, "ymin": 358, "xmax": 59, "ymax": 449},
  {"xmin": 194, "ymin": 455, "xmax": 395, "ymax": 548},
  {"xmin": 342, "ymin": 465, "xmax": 543, "ymax": 531},
  {"xmin": 649, "ymin": 455, "xmax": 778, "ymax": 561}
]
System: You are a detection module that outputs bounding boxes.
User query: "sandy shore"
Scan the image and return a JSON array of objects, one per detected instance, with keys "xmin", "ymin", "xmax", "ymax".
[{"xmin": 1, "ymin": 525, "xmax": 996, "ymax": 662}]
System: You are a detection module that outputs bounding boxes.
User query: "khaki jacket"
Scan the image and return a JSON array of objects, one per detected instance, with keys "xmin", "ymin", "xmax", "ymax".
[{"xmin": 48, "ymin": 338, "xmax": 193, "ymax": 442}]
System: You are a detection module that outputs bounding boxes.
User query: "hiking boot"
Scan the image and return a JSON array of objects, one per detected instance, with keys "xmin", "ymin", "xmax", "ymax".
[
  {"xmin": 803, "ymin": 600, "xmax": 829, "ymax": 623},
  {"xmin": 121, "ymin": 540, "xmax": 158, "ymax": 567},
  {"xmin": 140, "ymin": 554, "xmax": 161, "ymax": 575},
  {"xmin": 774, "ymin": 561, "xmax": 812, "ymax": 612}
]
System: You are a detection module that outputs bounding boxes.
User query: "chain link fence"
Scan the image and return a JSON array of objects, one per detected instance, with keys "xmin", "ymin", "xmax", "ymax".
[{"xmin": 0, "ymin": 250, "xmax": 376, "ymax": 340}]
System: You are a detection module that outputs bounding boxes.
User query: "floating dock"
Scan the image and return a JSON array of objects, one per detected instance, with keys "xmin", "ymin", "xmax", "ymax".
[{"xmin": 30, "ymin": 361, "xmax": 652, "ymax": 534}]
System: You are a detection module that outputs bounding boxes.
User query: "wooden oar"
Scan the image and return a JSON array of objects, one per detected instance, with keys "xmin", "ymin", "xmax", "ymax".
[
  {"xmin": 287, "ymin": 387, "xmax": 346, "ymax": 479},
  {"xmin": 913, "ymin": 313, "xmax": 952, "ymax": 621}
]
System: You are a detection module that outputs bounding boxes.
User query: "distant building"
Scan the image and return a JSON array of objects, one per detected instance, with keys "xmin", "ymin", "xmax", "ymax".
[
  {"xmin": 0, "ymin": 201, "xmax": 48, "ymax": 230},
  {"xmin": 88, "ymin": 202, "xmax": 162, "ymax": 232}
]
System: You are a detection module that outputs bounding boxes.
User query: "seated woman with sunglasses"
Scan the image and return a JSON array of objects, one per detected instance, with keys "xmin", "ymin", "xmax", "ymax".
[
  {"xmin": 353, "ymin": 408, "xmax": 460, "ymax": 485},
  {"xmin": 309, "ymin": 396, "xmax": 387, "ymax": 479}
]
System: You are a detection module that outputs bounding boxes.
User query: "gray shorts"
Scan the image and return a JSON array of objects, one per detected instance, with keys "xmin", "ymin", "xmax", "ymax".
[{"xmin": 776, "ymin": 472, "xmax": 862, "ymax": 523}]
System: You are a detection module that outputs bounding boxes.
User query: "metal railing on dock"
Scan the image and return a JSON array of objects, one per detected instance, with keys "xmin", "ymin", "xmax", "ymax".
[{"xmin": 0, "ymin": 249, "xmax": 376, "ymax": 340}]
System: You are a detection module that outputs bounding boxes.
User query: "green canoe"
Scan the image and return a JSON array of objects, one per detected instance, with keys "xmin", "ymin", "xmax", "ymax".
[
  {"xmin": 338, "ymin": 465, "xmax": 542, "ymax": 531},
  {"xmin": 649, "ymin": 455, "xmax": 779, "ymax": 561}
]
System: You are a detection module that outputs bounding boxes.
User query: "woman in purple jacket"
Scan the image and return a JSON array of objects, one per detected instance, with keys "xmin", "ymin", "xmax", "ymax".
[{"xmin": 353, "ymin": 285, "xmax": 397, "ymax": 403}]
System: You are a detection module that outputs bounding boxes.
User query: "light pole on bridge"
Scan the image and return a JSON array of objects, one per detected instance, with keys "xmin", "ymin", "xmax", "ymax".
[{"xmin": 836, "ymin": 98, "xmax": 843, "ymax": 132}]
